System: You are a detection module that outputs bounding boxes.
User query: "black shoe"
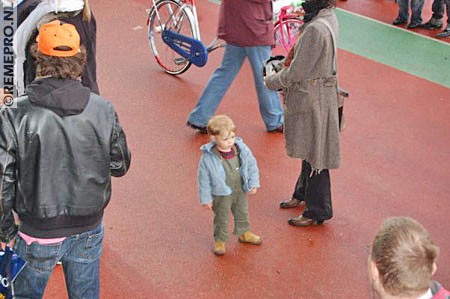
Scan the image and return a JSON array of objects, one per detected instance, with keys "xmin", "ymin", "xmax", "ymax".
[
  {"xmin": 268, "ymin": 124, "xmax": 283, "ymax": 133},
  {"xmin": 187, "ymin": 121, "xmax": 207, "ymax": 134},
  {"xmin": 279, "ymin": 198, "xmax": 306, "ymax": 209},
  {"xmin": 419, "ymin": 20, "xmax": 443, "ymax": 30},
  {"xmin": 407, "ymin": 22, "xmax": 421, "ymax": 29},
  {"xmin": 436, "ymin": 29, "xmax": 450, "ymax": 38},
  {"xmin": 392, "ymin": 18, "xmax": 407, "ymax": 26},
  {"xmin": 288, "ymin": 215, "xmax": 324, "ymax": 227}
]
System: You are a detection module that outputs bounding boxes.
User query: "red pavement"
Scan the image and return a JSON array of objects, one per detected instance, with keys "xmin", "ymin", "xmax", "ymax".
[{"xmin": 41, "ymin": 0, "xmax": 450, "ymax": 298}]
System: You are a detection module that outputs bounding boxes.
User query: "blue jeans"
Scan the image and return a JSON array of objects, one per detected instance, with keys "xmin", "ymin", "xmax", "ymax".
[
  {"xmin": 187, "ymin": 44, "xmax": 283, "ymax": 131},
  {"xmin": 12, "ymin": 224, "xmax": 104, "ymax": 299},
  {"xmin": 397, "ymin": 0, "xmax": 425, "ymax": 24}
]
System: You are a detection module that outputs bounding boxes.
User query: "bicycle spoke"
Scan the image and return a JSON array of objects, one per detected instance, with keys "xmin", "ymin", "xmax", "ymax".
[
  {"xmin": 274, "ymin": 17, "xmax": 303, "ymax": 55},
  {"xmin": 148, "ymin": 0, "xmax": 196, "ymax": 75}
]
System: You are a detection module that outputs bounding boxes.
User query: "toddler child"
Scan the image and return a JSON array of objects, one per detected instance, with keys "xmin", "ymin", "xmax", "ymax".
[{"xmin": 198, "ymin": 115, "xmax": 262, "ymax": 256}]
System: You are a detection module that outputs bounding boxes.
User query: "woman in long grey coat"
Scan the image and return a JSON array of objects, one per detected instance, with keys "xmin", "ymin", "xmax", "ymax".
[{"xmin": 264, "ymin": 0, "xmax": 340, "ymax": 226}]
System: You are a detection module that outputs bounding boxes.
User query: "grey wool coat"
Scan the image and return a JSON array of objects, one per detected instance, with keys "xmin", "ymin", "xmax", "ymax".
[{"xmin": 265, "ymin": 8, "xmax": 340, "ymax": 171}]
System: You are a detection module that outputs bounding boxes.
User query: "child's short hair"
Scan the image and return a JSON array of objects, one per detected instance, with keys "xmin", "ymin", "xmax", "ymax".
[
  {"xmin": 370, "ymin": 217, "xmax": 439, "ymax": 297},
  {"xmin": 207, "ymin": 115, "xmax": 236, "ymax": 136}
]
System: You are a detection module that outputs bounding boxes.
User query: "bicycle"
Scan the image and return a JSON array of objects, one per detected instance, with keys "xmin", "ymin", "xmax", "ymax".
[
  {"xmin": 146, "ymin": 0, "xmax": 222, "ymax": 75},
  {"xmin": 272, "ymin": 1, "xmax": 305, "ymax": 56}
]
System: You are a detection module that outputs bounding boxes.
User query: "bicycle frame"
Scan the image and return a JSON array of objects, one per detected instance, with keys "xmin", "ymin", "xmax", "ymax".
[
  {"xmin": 278, "ymin": 7, "xmax": 297, "ymax": 50},
  {"xmin": 151, "ymin": 0, "xmax": 209, "ymax": 66},
  {"xmin": 152, "ymin": 0, "xmax": 201, "ymax": 41},
  {"xmin": 273, "ymin": 5, "xmax": 304, "ymax": 54},
  {"xmin": 147, "ymin": 0, "xmax": 223, "ymax": 74},
  {"xmin": 180, "ymin": 0, "xmax": 202, "ymax": 41}
]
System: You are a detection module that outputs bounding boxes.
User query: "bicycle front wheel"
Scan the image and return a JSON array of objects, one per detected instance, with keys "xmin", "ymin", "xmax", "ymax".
[
  {"xmin": 148, "ymin": 0, "xmax": 196, "ymax": 75},
  {"xmin": 273, "ymin": 17, "xmax": 303, "ymax": 56}
]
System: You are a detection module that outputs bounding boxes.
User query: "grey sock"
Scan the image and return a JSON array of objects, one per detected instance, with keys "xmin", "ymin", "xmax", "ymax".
[{"xmin": 430, "ymin": 17, "xmax": 443, "ymax": 26}]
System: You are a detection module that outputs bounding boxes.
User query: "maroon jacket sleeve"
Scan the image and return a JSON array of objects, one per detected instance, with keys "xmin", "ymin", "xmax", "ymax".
[{"xmin": 218, "ymin": 0, "xmax": 275, "ymax": 47}]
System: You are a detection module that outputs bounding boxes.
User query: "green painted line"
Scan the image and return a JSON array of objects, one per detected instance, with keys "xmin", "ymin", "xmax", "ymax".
[{"xmin": 336, "ymin": 9, "xmax": 450, "ymax": 88}]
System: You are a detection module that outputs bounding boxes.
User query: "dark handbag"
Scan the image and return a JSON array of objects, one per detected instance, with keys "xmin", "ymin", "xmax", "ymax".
[
  {"xmin": 0, "ymin": 246, "xmax": 26, "ymax": 299},
  {"xmin": 337, "ymin": 87, "xmax": 349, "ymax": 131},
  {"xmin": 262, "ymin": 55, "xmax": 286, "ymax": 77}
]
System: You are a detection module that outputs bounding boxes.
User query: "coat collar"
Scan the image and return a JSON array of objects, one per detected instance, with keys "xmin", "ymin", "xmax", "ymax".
[{"xmin": 200, "ymin": 137, "xmax": 244, "ymax": 154}]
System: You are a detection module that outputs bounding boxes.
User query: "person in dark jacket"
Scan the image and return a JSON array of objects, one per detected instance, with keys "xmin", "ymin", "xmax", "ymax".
[
  {"xmin": 368, "ymin": 217, "xmax": 450, "ymax": 299},
  {"xmin": 186, "ymin": 0, "xmax": 284, "ymax": 133},
  {"xmin": 0, "ymin": 20, "xmax": 131, "ymax": 298}
]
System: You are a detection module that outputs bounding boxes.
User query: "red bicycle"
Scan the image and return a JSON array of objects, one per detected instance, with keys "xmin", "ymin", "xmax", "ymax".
[{"xmin": 273, "ymin": 1, "xmax": 305, "ymax": 55}]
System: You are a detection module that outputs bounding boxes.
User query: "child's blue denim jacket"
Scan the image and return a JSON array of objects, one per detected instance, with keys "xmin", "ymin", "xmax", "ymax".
[{"xmin": 197, "ymin": 137, "xmax": 260, "ymax": 205}]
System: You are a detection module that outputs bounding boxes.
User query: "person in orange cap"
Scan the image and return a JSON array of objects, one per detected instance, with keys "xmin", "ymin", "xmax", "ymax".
[
  {"xmin": 14, "ymin": 0, "xmax": 98, "ymax": 95},
  {"xmin": 0, "ymin": 20, "xmax": 131, "ymax": 298}
]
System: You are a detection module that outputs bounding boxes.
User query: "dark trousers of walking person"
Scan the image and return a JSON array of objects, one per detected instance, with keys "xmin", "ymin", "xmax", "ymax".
[
  {"xmin": 431, "ymin": 0, "xmax": 450, "ymax": 23},
  {"xmin": 292, "ymin": 160, "xmax": 333, "ymax": 222},
  {"xmin": 432, "ymin": 0, "xmax": 450, "ymax": 31},
  {"xmin": 397, "ymin": 0, "xmax": 425, "ymax": 25},
  {"xmin": 427, "ymin": 0, "xmax": 450, "ymax": 37}
]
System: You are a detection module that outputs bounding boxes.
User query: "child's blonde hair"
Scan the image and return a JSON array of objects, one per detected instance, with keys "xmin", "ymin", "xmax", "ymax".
[{"xmin": 207, "ymin": 115, "xmax": 236, "ymax": 136}]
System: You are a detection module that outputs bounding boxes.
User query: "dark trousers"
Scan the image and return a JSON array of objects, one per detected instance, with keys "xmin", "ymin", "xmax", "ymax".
[
  {"xmin": 292, "ymin": 160, "xmax": 333, "ymax": 222},
  {"xmin": 431, "ymin": 0, "xmax": 450, "ymax": 24}
]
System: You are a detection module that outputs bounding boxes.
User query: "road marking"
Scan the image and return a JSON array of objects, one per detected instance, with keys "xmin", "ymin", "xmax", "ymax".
[{"xmin": 337, "ymin": 9, "xmax": 450, "ymax": 88}]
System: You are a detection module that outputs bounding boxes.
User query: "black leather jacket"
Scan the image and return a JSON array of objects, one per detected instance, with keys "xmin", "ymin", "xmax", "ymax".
[{"xmin": 0, "ymin": 78, "xmax": 131, "ymax": 241}]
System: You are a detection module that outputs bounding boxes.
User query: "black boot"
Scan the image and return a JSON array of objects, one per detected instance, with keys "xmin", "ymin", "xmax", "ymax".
[
  {"xmin": 436, "ymin": 25, "xmax": 450, "ymax": 38},
  {"xmin": 419, "ymin": 18, "xmax": 443, "ymax": 30}
]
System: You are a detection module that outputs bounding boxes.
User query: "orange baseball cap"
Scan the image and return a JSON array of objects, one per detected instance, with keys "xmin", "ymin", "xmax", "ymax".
[{"xmin": 36, "ymin": 20, "xmax": 80, "ymax": 57}]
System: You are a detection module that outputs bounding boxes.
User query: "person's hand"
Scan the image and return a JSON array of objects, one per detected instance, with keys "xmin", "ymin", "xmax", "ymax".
[
  {"xmin": 203, "ymin": 203, "xmax": 213, "ymax": 210},
  {"xmin": 1, "ymin": 88, "xmax": 6, "ymax": 107},
  {"xmin": 248, "ymin": 188, "xmax": 258, "ymax": 195},
  {"xmin": 1, "ymin": 239, "xmax": 15, "ymax": 250},
  {"xmin": 8, "ymin": 239, "xmax": 15, "ymax": 250},
  {"xmin": 265, "ymin": 68, "xmax": 276, "ymax": 78},
  {"xmin": 284, "ymin": 45, "xmax": 296, "ymax": 67}
]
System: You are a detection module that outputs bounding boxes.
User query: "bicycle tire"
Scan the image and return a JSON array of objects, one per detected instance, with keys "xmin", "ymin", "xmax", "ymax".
[
  {"xmin": 147, "ymin": 0, "xmax": 196, "ymax": 75},
  {"xmin": 273, "ymin": 17, "xmax": 303, "ymax": 55}
]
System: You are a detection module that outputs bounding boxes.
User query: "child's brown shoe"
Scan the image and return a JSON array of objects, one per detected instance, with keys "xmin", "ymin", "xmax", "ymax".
[
  {"xmin": 239, "ymin": 231, "xmax": 262, "ymax": 245},
  {"xmin": 213, "ymin": 242, "xmax": 226, "ymax": 256}
]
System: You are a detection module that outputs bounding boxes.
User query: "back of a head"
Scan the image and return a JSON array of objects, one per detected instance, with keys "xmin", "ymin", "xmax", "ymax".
[
  {"xmin": 370, "ymin": 217, "xmax": 439, "ymax": 297},
  {"xmin": 32, "ymin": 20, "xmax": 86, "ymax": 79},
  {"xmin": 303, "ymin": 0, "xmax": 337, "ymax": 10}
]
